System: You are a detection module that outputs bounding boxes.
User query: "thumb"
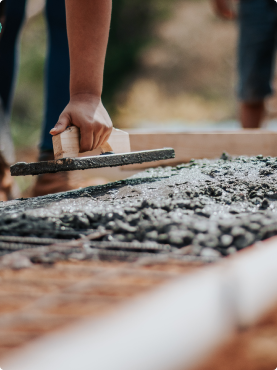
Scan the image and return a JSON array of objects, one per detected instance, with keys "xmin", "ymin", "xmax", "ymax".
[{"xmin": 50, "ymin": 115, "xmax": 71, "ymax": 136}]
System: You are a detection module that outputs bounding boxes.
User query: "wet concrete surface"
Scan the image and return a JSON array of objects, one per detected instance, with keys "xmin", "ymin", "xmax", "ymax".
[{"xmin": 2, "ymin": 154, "xmax": 277, "ymax": 263}]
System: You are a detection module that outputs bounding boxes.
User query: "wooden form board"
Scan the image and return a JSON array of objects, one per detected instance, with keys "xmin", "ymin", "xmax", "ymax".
[{"xmin": 122, "ymin": 130, "xmax": 277, "ymax": 170}]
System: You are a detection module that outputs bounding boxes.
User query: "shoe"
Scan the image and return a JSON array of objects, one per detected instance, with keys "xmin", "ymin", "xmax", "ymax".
[
  {"xmin": 31, "ymin": 151, "xmax": 78, "ymax": 197},
  {"xmin": 32, "ymin": 171, "xmax": 79, "ymax": 197},
  {"xmin": 0, "ymin": 152, "xmax": 13, "ymax": 201}
]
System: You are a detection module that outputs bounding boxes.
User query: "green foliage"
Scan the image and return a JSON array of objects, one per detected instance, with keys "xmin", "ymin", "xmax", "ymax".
[
  {"xmin": 102, "ymin": 0, "xmax": 171, "ymax": 107},
  {"xmin": 11, "ymin": 14, "xmax": 47, "ymax": 148}
]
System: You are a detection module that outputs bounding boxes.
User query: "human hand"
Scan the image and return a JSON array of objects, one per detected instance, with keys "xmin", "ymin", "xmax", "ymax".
[
  {"xmin": 50, "ymin": 94, "xmax": 113, "ymax": 153},
  {"xmin": 212, "ymin": 0, "xmax": 237, "ymax": 20}
]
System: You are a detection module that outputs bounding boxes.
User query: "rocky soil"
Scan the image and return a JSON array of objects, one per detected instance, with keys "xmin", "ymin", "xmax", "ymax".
[{"xmin": 2, "ymin": 154, "xmax": 277, "ymax": 264}]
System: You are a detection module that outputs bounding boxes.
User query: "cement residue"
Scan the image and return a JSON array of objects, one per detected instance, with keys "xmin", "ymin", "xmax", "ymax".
[
  {"xmin": 2, "ymin": 154, "xmax": 277, "ymax": 260},
  {"xmin": 10, "ymin": 148, "xmax": 175, "ymax": 176}
]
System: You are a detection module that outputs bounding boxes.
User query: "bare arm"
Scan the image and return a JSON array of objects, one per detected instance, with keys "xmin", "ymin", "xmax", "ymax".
[{"xmin": 50, "ymin": 0, "xmax": 113, "ymax": 152}]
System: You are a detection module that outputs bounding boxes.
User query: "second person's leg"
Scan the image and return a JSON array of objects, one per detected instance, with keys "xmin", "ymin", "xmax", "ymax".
[
  {"xmin": 238, "ymin": 0, "xmax": 277, "ymax": 128},
  {"xmin": 40, "ymin": 0, "xmax": 70, "ymax": 153},
  {"xmin": 240, "ymin": 101, "xmax": 265, "ymax": 129}
]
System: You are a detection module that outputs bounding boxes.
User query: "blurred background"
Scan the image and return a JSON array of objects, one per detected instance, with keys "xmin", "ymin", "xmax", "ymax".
[{"xmin": 10, "ymin": 0, "xmax": 277, "ymax": 193}]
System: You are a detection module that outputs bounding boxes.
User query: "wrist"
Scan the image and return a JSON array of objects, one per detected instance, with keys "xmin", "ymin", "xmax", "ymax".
[{"xmin": 70, "ymin": 93, "xmax": 102, "ymax": 104}]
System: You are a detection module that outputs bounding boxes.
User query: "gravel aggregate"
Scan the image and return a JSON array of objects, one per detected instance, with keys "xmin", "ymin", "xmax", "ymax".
[{"xmin": 2, "ymin": 153, "xmax": 277, "ymax": 264}]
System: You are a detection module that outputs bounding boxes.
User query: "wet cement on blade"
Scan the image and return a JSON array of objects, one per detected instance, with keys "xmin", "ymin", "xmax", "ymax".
[
  {"xmin": 2, "ymin": 153, "xmax": 277, "ymax": 264},
  {"xmin": 10, "ymin": 148, "xmax": 175, "ymax": 176}
]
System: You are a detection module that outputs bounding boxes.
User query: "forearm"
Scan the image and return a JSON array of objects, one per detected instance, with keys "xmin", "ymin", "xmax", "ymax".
[
  {"xmin": 65, "ymin": 0, "xmax": 112, "ymax": 98},
  {"xmin": 51, "ymin": 0, "xmax": 113, "ymax": 152}
]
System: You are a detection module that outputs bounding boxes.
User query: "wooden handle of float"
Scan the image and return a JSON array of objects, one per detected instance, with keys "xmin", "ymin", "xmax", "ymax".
[{"xmin": 52, "ymin": 126, "xmax": 114, "ymax": 160}]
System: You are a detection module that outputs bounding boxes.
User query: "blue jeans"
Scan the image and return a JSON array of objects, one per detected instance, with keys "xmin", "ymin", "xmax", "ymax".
[
  {"xmin": 0, "ymin": 0, "xmax": 70, "ymax": 151},
  {"xmin": 238, "ymin": 0, "xmax": 277, "ymax": 102}
]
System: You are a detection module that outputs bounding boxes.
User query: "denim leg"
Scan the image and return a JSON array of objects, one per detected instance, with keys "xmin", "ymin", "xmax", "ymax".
[
  {"xmin": 238, "ymin": 0, "xmax": 277, "ymax": 102},
  {"xmin": 0, "ymin": 0, "xmax": 27, "ymax": 114},
  {"xmin": 0, "ymin": 0, "xmax": 26, "ymax": 163},
  {"xmin": 40, "ymin": 0, "xmax": 70, "ymax": 151}
]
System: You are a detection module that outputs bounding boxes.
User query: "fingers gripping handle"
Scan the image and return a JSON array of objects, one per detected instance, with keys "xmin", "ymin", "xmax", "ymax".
[
  {"xmin": 52, "ymin": 127, "xmax": 130, "ymax": 160},
  {"xmin": 52, "ymin": 126, "xmax": 80, "ymax": 160}
]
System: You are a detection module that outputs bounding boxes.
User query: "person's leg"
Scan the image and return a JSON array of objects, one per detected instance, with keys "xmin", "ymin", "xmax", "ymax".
[
  {"xmin": 238, "ymin": 0, "xmax": 277, "ymax": 128},
  {"xmin": 0, "ymin": 0, "xmax": 26, "ymax": 199},
  {"xmin": 32, "ymin": 0, "xmax": 73, "ymax": 197},
  {"xmin": 240, "ymin": 101, "xmax": 265, "ymax": 129},
  {"xmin": 0, "ymin": 0, "xmax": 27, "ymax": 116},
  {"xmin": 40, "ymin": 0, "xmax": 70, "ymax": 152}
]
